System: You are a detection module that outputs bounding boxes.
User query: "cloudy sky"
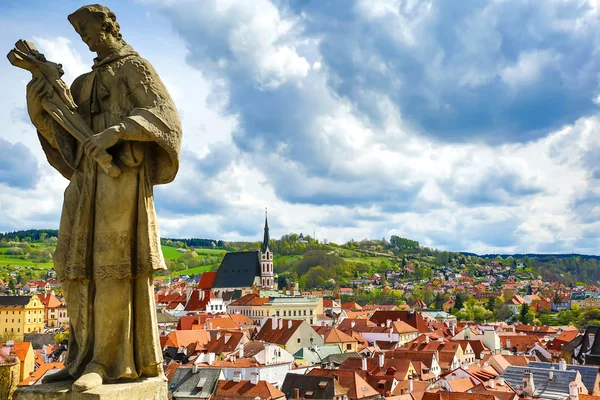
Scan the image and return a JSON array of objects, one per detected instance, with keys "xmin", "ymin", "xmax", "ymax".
[{"xmin": 1, "ymin": 0, "xmax": 600, "ymax": 254}]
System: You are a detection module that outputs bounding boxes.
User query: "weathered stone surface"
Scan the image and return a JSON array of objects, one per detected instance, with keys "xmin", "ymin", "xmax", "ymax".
[
  {"xmin": 13, "ymin": 377, "xmax": 167, "ymax": 400},
  {"xmin": 8, "ymin": 3, "xmax": 181, "ymax": 393}
]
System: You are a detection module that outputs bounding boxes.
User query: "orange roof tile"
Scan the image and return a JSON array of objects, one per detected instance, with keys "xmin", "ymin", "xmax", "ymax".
[
  {"xmin": 164, "ymin": 330, "xmax": 211, "ymax": 349},
  {"xmin": 213, "ymin": 379, "xmax": 284, "ymax": 400},
  {"xmin": 12, "ymin": 342, "xmax": 32, "ymax": 363},
  {"xmin": 18, "ymin": 362, "xmax": 63, "ymax": 386}
]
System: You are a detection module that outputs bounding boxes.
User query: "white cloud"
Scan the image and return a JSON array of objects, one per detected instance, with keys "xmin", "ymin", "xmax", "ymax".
[{"xmin": 501, "ymin": 50, "xmax": 560, "ymax": 88}]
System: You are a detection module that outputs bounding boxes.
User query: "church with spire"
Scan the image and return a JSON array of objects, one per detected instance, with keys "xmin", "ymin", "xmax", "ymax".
[
  {"xmin": 211, "ymin": 210, "xmax": 276, "ymax": 297},
  {"xmin": 260, "ymin": 210, "xmax": 274, "ymax": 289}
]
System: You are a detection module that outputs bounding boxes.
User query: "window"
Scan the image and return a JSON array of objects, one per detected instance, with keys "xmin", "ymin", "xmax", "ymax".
[
  {"xmin": 304, "ymin": 310, "xmax": 306, "ymax": 316},
  {"xmin": 347, "ymin": 344, "xmax": 352, "ymax": 350},
  {"xmin": 283, "ymin": 311, "xmax": 286, "ymax": 316},
  {"xmin": 297, "ymin": 338, "xmax": 301, "ymax": 343},
  {"xmin": 276, "ymin": 311, "xmax": 280, "ymax": 317},
  {"xmin": 310, "ymin": 310, "xmax": 313, "ymax": 315},
  {"xmin": 293, "ymin": 310, "xmax": 297, "ymax": 316}
]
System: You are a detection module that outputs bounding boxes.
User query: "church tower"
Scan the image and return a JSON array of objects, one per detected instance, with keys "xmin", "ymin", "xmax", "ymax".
[{"xmin": 260, "ymin": 209, "xmax": 274, "ymax": 289}]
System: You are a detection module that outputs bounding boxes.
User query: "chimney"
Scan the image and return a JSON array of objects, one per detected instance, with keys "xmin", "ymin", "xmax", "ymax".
[
  {"xmin": 408, "ymin": 377, "xmax": 413, "ymax": 393},
  {"xmin": 488, "ymin": 379, "xmax": 495, "ymax": 389},
  {"xmin": 192, "ymin": 364, "xmax": 199, "ymax": 374},
  {"xmin": 522, "ymin": 369, "xmax": 535, "ymax": 398},
  {"xmin": 289, "ymin": 284, "xmax": 295, "ymax": 297},
  {"xmin": 497, "ymin": 377, "xmax": 505, "ymax": 386},
  {"xmin": 288, "ymin": 320, "xmax": 292, "ymax": 329},
  {"xmin": 208, "ymin": 352, "xmax": 216, "ymax": 366},
  {"xmin": 506, "ymin": 339, "xmax": 511, "ymax": 349},
  {"xmin": 272, "ymin": 318, "xmax": 278, "ymax": 330},
  {"xmin": 379, "ymin": 353, "xmax": 385, "ymax": 369},
  {"xmin": 233, "ymin": 372, "xmax": 241, "ymax": 382},
  {"xmin": 279, "ymin": 319, "xmax": 283, "ymax": 330},
  {"xmin": 549, "ymin": 366, "xmax": 554, "ymax": 380},
  {"xmin": 362, "ymin": 357, "xmax": 367, "ymax": 371},
  {"xmin": 425, "ymin": 336, "xmax": 429, "ymax": 344},
  {"xmin": 283, "ymin": 286, "xmax": 287, "ymax": 295},
  {"xmin": 569, "ymin": 381, "xmax": 579, "ymax": 400},
  {"xmin": 239, "ymin": 344, "xmax": 244, "ymax": 358},
  {"xmin": 450, "ymin": 324, "xmax": 456, "ymax": 337},
  {"xmin": 386, "ymin": 319, "xmax": 392, "ymax": 328},
  {"xmin": 250, "ymin": 372, "xmax": 259, "ymax": 385},
  {"xmin": 294, "ymin": 388, "xmax": 300, "ymax": 399},
  {"xmin": 216, "ymin": 332, "xmax": 221, "ymax": 341},
  {"xmin": 559, "ymin": 359, "xmax": 567, "ymax": 371},
  {"xmin": 351, "ymin": 321, "xmax": 355, "ymax": 329}
]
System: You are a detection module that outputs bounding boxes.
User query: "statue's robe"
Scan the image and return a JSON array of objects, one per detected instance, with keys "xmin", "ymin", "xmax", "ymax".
[{"xmin": 37, "ymin": 43, "xmax": 182, "ymax": 381}]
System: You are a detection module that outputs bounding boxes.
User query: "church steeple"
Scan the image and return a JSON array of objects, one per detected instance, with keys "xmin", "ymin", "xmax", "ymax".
[
  {"xmin": 260, "ymin": 208, "xmax": 274, "ymax": 289},
  {"xmin": 261, "ymin": 208, "xmax": 270, "ymax": 253}
]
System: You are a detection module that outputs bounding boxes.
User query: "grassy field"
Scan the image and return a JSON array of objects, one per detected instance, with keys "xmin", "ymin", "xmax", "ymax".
[
  {"xmin": 0, "ymin": 256, "xmax": 54, "ymax": 269},
  {"xmin": 0, "ymin": 244, "xmax": 225, "ymax": 269},
  {"xmin": 173, "ymin": 264, "xmax": 218, "ymax": 276}
]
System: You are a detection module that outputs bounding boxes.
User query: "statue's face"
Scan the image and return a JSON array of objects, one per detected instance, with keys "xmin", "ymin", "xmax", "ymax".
[{"xmin": 72, "ymin": 14, "xmax": 105, "ymax": 52}]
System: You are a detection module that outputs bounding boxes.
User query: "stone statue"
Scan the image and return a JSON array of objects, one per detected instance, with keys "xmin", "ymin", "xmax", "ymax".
[{"xmin": 9, "ymin": 4, "xmax": 182, "ymax": 392}]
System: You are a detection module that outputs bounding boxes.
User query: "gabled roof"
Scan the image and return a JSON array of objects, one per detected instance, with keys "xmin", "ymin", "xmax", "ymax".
[
  {"xmin": 197, "ymin": 272, "xmax": 217, "ymax": 289},
  {"xmin": 37, "ymin": 294, "xmax": 61, "ymax": 308},
  {"xmin": 212, "ymin": 252, "xmax": 261, "ymax": 289},
  {"xmin": 281, "ymin": 374, "xmax": 344, "ymax": 399},
  {"xmin": 370, "ymin": 311, "xmax": 429, "ymax": 333},
  {"xmin": 255, "ymin": 319, "xmax": 303, "ymax": 346},
  {"xmin": 422, "ymin": 392, "xmax": 495, "ymax": 400},
  {"xmin": 500, "ymin": 366, "xmax": 579, "ymax": 399},
  {"xmin": 0, "ymin": 296, "xmax": 33, "ymax": 307},
  {"xmin": 185, "ymin": 289, "xmax": 217, "ymax": 312},
  {"xmin": 527, "ymin": 362, "xmax": 599, "ymax": 394},
  {"xmin": 213, "ymin": 379, "xmax": 284, "ymax": 400},
  {"xmin": 229, "ymin": 294, "xmax": 270, "ymax": 307},
  {"xmin": 12, "ymin": 342, "xmax": 32, "ymax": 363},
  {"xmin": 307, "ymin": 368, "xmax": 380, "ymax": 399},
  {"xmin": 168, "ymin": 366, "xmax": 221, "ymax": 398},
  {"xmin": 164, "ymin": 330, "xmax": 211, "ymax": 349},
  {"xmin": 178, "ymin": 315, "xmax": 199, "ymax": 331},
  {"xmin": 18, "ymin": 362, "xmax": 63, "ymax": 386}
]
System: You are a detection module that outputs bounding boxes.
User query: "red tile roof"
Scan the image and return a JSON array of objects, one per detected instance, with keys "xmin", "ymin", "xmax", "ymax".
[
  {"xmin": 213, "ymin": 380, "xmax": 284, "ymax": 400},
  {"xmin": 37, "ymin": 294, "xmax": 61, "ymax": 309},
  {"xmin": 255, "ymin": 319, "xmax": 303, "ymax": 346},
  {"xmin": 18, "ymin": 362, "xmax": 63, "ymax": 386},
  {"xmin": 197, "ymin": 272, "xmax": 217, "ymax": 289},
  {"xmin": 370, "ymin": 311, "xmax": 429, "ymax": 333},
  {"xmin": 308, "ymin": 369, "xmax": 379, "ymax": 399}
]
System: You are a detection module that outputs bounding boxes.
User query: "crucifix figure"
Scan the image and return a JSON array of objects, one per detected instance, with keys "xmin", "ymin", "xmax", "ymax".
[{"xmin": 11, "ymin": 4, "xmax": 182, "ymax": 392}]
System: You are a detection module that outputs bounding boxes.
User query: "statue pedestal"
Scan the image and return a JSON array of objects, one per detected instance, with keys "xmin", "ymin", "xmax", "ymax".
[{"xmin": 13, "ymin": 377, "xmax": 167, "ymax": 400}]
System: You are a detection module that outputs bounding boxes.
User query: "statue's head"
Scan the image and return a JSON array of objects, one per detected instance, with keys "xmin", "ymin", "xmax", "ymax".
[{"xmin": 68, "ymin": 4, "xmax": 122, "ymax": 52}]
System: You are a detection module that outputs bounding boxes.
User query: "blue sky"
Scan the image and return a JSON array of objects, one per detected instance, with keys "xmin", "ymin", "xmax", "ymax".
[{"xmin": 1, "ymin": 0, "xmax": 600, "ymax": 254}]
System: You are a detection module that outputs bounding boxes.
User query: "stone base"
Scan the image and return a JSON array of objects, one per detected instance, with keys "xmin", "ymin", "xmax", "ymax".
[{"xmin": 13, "ymin": 377, "xmax": 167, "ymax": 400}]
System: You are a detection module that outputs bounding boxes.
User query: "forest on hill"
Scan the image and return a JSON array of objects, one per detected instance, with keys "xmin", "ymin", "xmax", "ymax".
[{"xmin": 2, "ymin": 229, "xmax": 600, "ymax": 287}]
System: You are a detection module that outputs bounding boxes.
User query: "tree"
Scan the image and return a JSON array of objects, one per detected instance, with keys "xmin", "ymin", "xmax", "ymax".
[
  {"xmin": 454, "ymin": 293, "xmax": 466, "ymax": 310},
  {"xmin": 434, "ymin": 293, "xmax": 444, "ymax": 310},
  {"xmin": 520, "ymin": 303, "xmax": 531, "ymax": 324},
  {"xmin": 487, "ymin": 296, "xmax": 496, "ymax": 311}
]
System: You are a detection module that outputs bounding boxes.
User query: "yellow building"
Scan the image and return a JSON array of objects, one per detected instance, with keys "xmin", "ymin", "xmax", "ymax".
[
  {"xmin": 0, "ymin": 296, "xmax": 44, "ymax": 340},
  {"xmin": 11, "ymin": 342, "xmax": 34, "ymax": 382},
  {"xmin": 228, "ymin": 293, "xmax": 323, "ymax": 325}
]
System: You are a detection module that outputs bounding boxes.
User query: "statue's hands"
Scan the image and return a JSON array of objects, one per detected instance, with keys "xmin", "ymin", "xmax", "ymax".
[
  {"xmin": 84, "ymin": 125, "xmax": 121, "ymax": 159},
  {"xmin": 26, "ymin": 77, "xmax": 52, "ymax": 129}
]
